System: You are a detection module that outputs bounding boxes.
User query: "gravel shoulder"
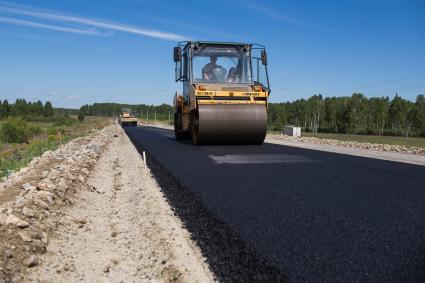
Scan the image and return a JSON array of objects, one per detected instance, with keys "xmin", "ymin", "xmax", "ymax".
[
  {"xmin": 266, "ymin": 135, "xmax": 425, "ymax": 166},
  {"xmin": 0, "ymin": 123, "xmax": 214, "ymax": 282}
]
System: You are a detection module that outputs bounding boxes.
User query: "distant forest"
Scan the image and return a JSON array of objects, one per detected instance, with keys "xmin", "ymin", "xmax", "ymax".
[
  {"xmin": 4, "ymin": 94, "xmax": 424, "ymax": 137},
  {"xmin": 0, "ymin": 99, "xmax": 79, "ymax": 120},
  {"xmin": 0, "ymin": 99, "xmax": 56, "ymax": 119},
  {"xmin": 269, "ymin": 93, "xmax": 425, "ymax": 137},
  {"xmin": 79, "ymin": 93, "xmax": 425, "ymax": 137},
  {"xmin": 79, "ymin": 103, "xmax": 173, "ymax": 121}
]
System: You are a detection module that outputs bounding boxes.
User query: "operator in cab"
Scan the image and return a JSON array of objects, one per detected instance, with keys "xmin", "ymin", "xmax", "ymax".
[
  {"xmin": 227, "ymin": 67, "xmax": 238, "ymax": 83},
  {"xmin": 202, "ymin": 56, "xmax": 219, "ymax": 81},
  {"xmin": 202, "ymin": 56, "xmax": 228, "ymax": 82}
]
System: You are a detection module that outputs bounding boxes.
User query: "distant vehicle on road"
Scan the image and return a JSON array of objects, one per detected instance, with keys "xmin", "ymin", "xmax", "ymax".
[{"xmin": 119, "ymin": 108, "xmax": 138, "ymax": 126}]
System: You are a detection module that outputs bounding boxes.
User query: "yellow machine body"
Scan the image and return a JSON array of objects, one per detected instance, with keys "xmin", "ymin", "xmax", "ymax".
[
  {"xmin": 173, "ymin": 41, "xmax": 270, "ymax": 144},
  {"xmin": 119, "ymin": 109, "xmax": 138, "ymax": 126}
]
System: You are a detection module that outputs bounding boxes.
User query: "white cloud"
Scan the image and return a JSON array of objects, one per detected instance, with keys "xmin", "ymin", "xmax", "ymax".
[
  {"xmin": 65, "ymin": 95, "xmax": 79, "ymax": 101},
  {"xmin": 2, "ymin": 81, "xmax": 20, "ymax": 88},
  {"xmin": 0, "ymin": 16, "xmax": 110, "ymax": 36},
  {"xmin": 44, "ymin": 91, "xmax": 81, "ymax": 102},
  {"xmin": 0, "ymin": 2, "xmax": 187, "ymax": 40}
]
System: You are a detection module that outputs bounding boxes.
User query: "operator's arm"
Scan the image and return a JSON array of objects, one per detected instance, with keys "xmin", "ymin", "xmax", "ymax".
[{"xmin": 202, "ymin": 63, "xmax": 212, "ymax": 80}]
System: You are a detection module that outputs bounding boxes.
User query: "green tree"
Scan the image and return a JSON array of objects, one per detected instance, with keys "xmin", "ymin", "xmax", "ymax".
[
  {"xmin": 411, "ymin": 94, "xmax": 425, "ymax": 137},
  {"xmin": 35, "ymin": 100, "xmax": 44, "ymax": 116},
  {"xmin": 323, "ymin": 97, "xmax": 339, "ymax": 132},
  {"xmin": 13, "ymin": 98, "xmax": 29, "ymax": 116},
  {"xmin": 335, "ymin": 97, "xmax": 351, "ymax": 133},
  {"xmin": 77, "ymin": 110, "xmax": 85, "ymax": 122},
  {"xmin": 388, "ymin": 94, "xmax": 414, "ymax": 136},
  {"xmin": 0, "ymin": 117, "xmax": 30, "ymax": 143},
  {"xmin": 307, "ymin": 94, "xmax": 323, "ymax": 133},
  {"xmin": 44, "ymin": 101, "xmax": 54, "ymax": 117},
  {"xmin": 369, "ymin": 97, "xmax": 388, "ymax": 135},
  {"xmin": 346, "ymin": 93, "xmax": 367, "ymax": 134},
  {"xmin": 2, "ymin": 100, "xmax": 10, "ymax": 118}
]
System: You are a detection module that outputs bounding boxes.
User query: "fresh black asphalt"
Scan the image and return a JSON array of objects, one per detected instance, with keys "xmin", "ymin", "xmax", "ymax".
[{"xmin": 124, "ymin": 126, "xmax": 425, "ymax": 282}]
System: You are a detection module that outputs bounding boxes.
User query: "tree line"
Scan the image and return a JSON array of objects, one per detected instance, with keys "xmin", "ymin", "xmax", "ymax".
[
  {"xmin": 79, "ymin": 94, "xmax": 425, "ymax": 137},
  {"xmin": 0, "ymin": 99, "xmax": 55, "ymax": 119},
  {"xmin": 79, "ymin": 103, "xmax": 173, "ymax": 122},
  {"xmin": 268, "ymin": 93, "xmax": 425, "ymax": 137},
  {"xmin": 0, "ymin": 98, "xmax": 81, "ymax": 121}
]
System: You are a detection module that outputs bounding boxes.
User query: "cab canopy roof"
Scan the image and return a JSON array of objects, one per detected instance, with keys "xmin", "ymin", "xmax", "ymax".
[{"xmin": 178, "ymin": 41, "xmax": 265, "ymax": 49}]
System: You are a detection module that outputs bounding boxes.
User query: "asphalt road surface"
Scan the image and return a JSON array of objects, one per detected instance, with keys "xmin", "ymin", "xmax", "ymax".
[{"xmin": 125, "ymin": 126, "xmax": 425, "ymax": 282}]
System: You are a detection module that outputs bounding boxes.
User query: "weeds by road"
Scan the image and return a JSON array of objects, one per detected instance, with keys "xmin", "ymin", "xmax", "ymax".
[
  {"xmin": 0, "ymin": 116, "xmax": 110, "ymax": 178},
  {"xmin": 0, "ymin": 122, "xmax": 214, "ymax": 282}
]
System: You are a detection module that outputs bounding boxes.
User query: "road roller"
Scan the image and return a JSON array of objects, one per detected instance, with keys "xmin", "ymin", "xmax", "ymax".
[
  {"xmin": 173, "ymin": 41, "xmax": 270, "ymax": 144},
  {"xmin": 119, "ymin": 108, "xmax": 138, "ymax": 126}
]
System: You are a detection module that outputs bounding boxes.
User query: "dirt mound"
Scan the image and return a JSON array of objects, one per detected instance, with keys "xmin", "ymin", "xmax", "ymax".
[
  {"xmin": 0, "ymin": 123, "xmax": 213, "ymax": 282},
  {"xmin": 0, "ymin": 125, "xmax": 114, "ymax": 282}
]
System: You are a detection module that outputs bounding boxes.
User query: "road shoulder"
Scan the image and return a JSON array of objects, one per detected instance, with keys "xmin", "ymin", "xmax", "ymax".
[
  {"xmin": 265, "ymin": 136, "xmax": 425, "ymax": 166},
  {"xmin": 0, "ymin": 123, "xmax": 214, "ymax": 282}
]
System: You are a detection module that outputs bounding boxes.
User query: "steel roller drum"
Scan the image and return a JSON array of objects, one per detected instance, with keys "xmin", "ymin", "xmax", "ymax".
[{"xmin": 192, "ymin": 104, "xmax": 267, "ymax": 144}]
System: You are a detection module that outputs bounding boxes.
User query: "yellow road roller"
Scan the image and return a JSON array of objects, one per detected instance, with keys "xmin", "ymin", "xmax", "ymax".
[
  {"xmin": 173, "ymin": 41, "xmax": 271, "ymax": 144},
  {"xmin": 119, "ymin": 108, "xmax": 138, "ymax": 126}
]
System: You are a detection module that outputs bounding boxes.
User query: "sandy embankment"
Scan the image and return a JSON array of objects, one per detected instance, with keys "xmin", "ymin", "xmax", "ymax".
[{"xmin": 0, "ymin": 123, "xmax": 214, "ymax": 282}]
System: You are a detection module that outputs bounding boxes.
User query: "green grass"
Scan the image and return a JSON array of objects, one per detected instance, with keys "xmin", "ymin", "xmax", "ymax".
[
  {"xmin": 302, "ymin": 132, "xmax": 425, "ymax": 148},
  {"xmin": 0, "ymin": 116, "xmax": 109, "ymax": 178},
  {"xmin": 0, "ymin": 139, "xmax": 59, "ymax": 177}
]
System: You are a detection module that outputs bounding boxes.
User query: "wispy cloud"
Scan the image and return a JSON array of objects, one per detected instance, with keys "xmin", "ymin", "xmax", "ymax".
[
  {"xmin": 3, "ymin": 81, "xmax": 20, "ymax": 88},
  {"xmin": 0, "ymin": 2, "xmax": 187, "ymax": 40},
  {"xmin": 0, "ymin": 16, "xmax": 109, "ymax": 36},
  {"xmin": 64, "ymin": 95, "xmax": 80, "ymax": 101},
  {"xmin": 45, "ymin": 91, "xmax": 82, "ymax": 102}
]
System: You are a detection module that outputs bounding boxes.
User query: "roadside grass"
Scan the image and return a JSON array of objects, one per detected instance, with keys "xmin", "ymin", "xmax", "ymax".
[
  {"xmin": 0, "ymin": 116, "xmax": 110, "ymax": 178},
  {"xmin": 302, "ymin": 132, "xmax": 425, "ymax": 148},
  {"xmin": 0, "ymin": 139, "xmax": 58, "ymax": 177}
]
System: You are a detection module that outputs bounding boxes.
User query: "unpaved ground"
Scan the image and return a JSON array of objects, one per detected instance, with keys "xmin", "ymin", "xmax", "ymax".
[
  {"xmin": 0, "ymin": 124, "xmax": 213, "ymax": 282},
  {"xmin": 0, "ymin": 125, "xmax": 112, "ymax": 282},
  {"xmin": 27, "ymin": 124, "xmax": 213, "ymax": 282}
]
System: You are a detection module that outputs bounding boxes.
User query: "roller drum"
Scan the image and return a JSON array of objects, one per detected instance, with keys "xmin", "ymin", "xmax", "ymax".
[{"xmin": 192, "ymin": 104, "xmax": 267, "ymax": 144}]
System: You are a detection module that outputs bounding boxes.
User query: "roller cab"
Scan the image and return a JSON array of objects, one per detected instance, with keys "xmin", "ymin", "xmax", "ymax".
[{"xmin": 173, "ymin": 41, "xmax": 270, "ymax": 144}]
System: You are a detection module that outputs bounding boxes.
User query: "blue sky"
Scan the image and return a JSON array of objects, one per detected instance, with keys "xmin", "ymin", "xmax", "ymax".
[{"xmin": 0, "ymin": 0, "xmax": 424, "ymax": 108}]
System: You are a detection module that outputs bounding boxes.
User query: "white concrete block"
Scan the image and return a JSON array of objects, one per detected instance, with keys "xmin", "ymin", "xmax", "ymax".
[{"xmin": 283, "ymin": 126, "xmax": 301, "ymax": 137}]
